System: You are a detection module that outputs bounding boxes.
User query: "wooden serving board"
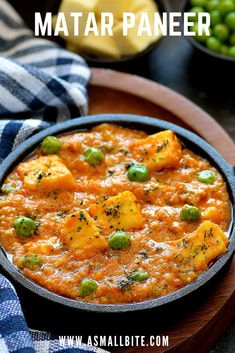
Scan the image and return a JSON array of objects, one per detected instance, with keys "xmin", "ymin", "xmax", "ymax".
[{"xmin": 89, "ymin": 68, "xmax": 235, "ymax": 353}]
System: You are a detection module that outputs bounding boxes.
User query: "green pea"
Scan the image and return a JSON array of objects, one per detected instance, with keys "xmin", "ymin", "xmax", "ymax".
[
  {"xmin": 192, "ymin": 23, "xmax": 199, "ymax": 36},
  {"xmin": 41, "ymin": 136, "xmax": 61, "ymax": 155},
  {"xmin": 127, "ymin": 164, "xmax": 150, "ymax": 182},
  {"xmin": 190, "ymin": 6, "xmax": 205, "ymax": 20},
  {"xmin": 193, "ymin": 23, "xmax": 211, "ymax": 42},
  {"xmin": 19, "ymin": 254, "xmax": 42, "ymax": 270},
  {"xmin": 79, "ymin": 278, "xmax": 98, "ymax": 296},
  {"xmin": 14, "ymin": 217, "xmax": 37, "ymax": 237},
  {"xmin": 108, "ymin": 231, "xmax": 131, "ymax": 250},
  {"xmin": 190, "ymin": 0, "xmax": 207, "ymax": 7},
  {"xmin": 197, "ymin": 170, "xmax": 216, "ymax": 184},
  {"xmin": 199, "ymin": 29, "xmax": 211, "ymax": 41},
  {"xmin": 230, "ymin": 32, "xmax": 235, "ymax": 44},
  {"xmin": 210, "ymin": 10, "xmax": 222, "ymax": 26},
  {"xmin": 213, "ymin": 23, "xmax": 230, "ymax": 42},
  {"xmin": 129, "ymin": 271, "xmax": 149, "ymax": 282},
  {"xmin": 207, "ymin": 0, "xmax": 219, "ymax": 12},
  {"xmin": 218, "ymin": 0, "xmax": 234, "ymax": 16},
  {"xmin": 84, "ymin": 147, "xmax": 104, "ymax": 166},
  {"xmin": 180, "ymin": 205, "xmax": 201, "ymax": 222},
  {"xmin": 228, "ymin": 45, "xmax": 235, "ymax": 55},
  {"xmin": 206, "ymin": 36, "xmax": 222, "ymax": 52},
  {"xmin": 220, "ymin": 44, "xmax": 229, "ymax": 55},
  {"xmin": 1, "ymin": 184, "xmax": 16, "ymax": 194},
  {"xmin": 225, "ymin": 11, "xmax": 235, "ymax": 29}
]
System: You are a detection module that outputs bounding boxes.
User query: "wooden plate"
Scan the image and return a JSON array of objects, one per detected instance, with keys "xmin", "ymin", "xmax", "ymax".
[{"xmin": 89, "ymin": 68, "xmax": 235, "ymax": 353}]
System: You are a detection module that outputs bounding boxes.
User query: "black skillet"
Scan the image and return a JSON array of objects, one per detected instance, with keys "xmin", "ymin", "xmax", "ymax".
[{"xmin": 0, "ymin": 114, "xmax": 234, "ymax": 335}]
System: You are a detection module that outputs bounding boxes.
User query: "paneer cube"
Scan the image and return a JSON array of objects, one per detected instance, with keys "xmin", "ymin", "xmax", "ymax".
[
  {"xmin": 55, "ymin": 0, "xmax": 98, "ymax": 45},
  {"xmin": 170, "ymin": 221, "xmax": 229, "ymax": 270},
  {"xmin": 60, "ymin": 210, "xmax": 107, "ymax": 257},
  {"xmin": 96, "ymin": 0, "xmax": 136, "ymax": 20},
  {"xmin": 131, "ymin": 0, "xmax": 154, "ymax": 12},
  {"xmin": 17, "ymin": 155, "xmax": 76, "ymax": 192},
  {"xmin": 130, "ymin": 130, "xmax": 182, "ymax": 171},
  {"xmin": 89, "ymin": 191, "xmax": 144, "ymax": 233},
  {"xmin": 78, "ymin": 22, "xmax": 121, "ymax": 59},
  {"xmin": 113, "ymin": 1, "xmax": 160, "ymax": 56}
]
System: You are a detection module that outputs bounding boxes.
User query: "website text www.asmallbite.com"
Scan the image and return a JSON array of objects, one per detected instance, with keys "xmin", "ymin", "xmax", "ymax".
[{"xmin": 59, "ymin": 335, "xmax": 169, "ymax": 349}]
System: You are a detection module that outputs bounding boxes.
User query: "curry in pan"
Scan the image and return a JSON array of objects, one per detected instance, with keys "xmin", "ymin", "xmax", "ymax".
[{"xmin": 0, "ymin": 124, "xmax": 230, "ymax": 304}]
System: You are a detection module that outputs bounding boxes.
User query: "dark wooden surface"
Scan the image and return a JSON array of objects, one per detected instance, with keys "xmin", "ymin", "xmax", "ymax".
[{"xmin": 5, "ymin": 0, "xmax": 235, "ymax": 352}]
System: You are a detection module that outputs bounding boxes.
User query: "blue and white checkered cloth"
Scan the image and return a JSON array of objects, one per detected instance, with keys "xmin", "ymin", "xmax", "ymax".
[
  {"xmin": 0, "ymin": 275, "xmax": 108, "ymax": 353},
  {"xmin": 0, "ymin": 0, "xmax": 90, "ymax": 163},
  {"xmin": 0, "ymin": 1, "xmax": 109, "ymax": 353}
]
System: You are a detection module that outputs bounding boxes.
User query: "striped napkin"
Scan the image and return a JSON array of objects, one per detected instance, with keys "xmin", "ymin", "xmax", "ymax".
[
  {"xmin": 0, "ymin": 0, "xmax": 90, "ymax": 163},
  {"xmin": 0, "ymin": 1, "xmax": 109, "ymax": 353},
  {"xmin": 0, "ymin": 274, "xmax": 108, "ymax": 353}
]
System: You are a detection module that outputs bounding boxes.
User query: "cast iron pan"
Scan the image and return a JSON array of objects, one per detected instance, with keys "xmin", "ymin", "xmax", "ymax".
[{"xmin": 0, "ymin": 115, "xmax": 235, "ymax": 320}]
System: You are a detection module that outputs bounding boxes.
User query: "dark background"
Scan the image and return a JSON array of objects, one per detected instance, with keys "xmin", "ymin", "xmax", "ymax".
[{"xmin": 6, "ymin": 0, "xmax": 235, "ymax": 351}]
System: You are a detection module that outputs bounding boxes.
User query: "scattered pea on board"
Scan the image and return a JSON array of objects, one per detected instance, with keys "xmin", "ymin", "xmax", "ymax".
[{"xmin": 189, "ymin": 0, "xmax": 235, "ymax": 57}]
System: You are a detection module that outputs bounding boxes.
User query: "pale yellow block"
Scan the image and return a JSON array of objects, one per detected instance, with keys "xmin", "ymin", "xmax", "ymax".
[
  {"xmin": 96, "ymin": 0, "xmax": 135, "ymax": 20},
  {"xmin": 60, "ymin": 210, "xmax": 108, "ymax": 257},
  {"xmin": 130, "ymin": 130, "xmax": 182, "ymax": 171},
  {"xmin": 55, "ymin": 0, "xmax": 98, "ymax": 45},
  {"xmin": 131, "ymin": 0, "xmax": 157, "ymax": 12},
  {"xmin": 113, "ymin": 1, "xmax": 160, "ymax": 56},
  {"xmin": 169, "ymin": 221, "xmax": 229, "ymax": 270},
  {"xmin": 17, "ymin": 155, "xmax": 76, "ymax": 192},
  {"xmin": 78, "ymin": 22, "xmax": 121, "ymax": 59},
  {"xmin": 89, "ymin": 191, "xmax": 144, "ymax": 233}
]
